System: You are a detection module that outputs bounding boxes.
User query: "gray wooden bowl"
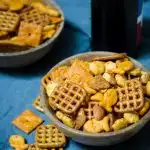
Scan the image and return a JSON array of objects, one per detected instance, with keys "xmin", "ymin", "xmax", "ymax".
[
  {"xmin": 0, "ymin": 0, "xmax": 64, "ymax": 68},
  {"xmin": 40, "ymin": 51, "xmax": 150, "ymax": 146}
]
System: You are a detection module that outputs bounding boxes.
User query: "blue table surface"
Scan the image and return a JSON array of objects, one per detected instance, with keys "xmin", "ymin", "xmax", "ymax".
[{"xmin": 0, "ymin": 0, "xmax": 150, "ymax": 149}]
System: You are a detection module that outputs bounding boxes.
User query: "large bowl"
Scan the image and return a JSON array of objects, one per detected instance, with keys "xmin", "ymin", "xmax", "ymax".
[
  {"xmin": 40, "ymin": 51, "xmax": 150, "ymax": 146},
  {"xmin": 0, "ymin": 0, "xmax": 64, "ymax": 68}
]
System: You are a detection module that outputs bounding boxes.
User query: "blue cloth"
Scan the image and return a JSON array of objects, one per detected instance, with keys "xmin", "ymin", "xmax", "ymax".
[{"xmin": 0, "ymin": 0, "xmax": 150, "ymax": 149}]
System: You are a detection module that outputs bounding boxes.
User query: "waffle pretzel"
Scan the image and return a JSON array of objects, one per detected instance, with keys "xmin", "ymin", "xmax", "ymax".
[
  {"xmin": 20, "ymin": 8, "xmax": 50, "ymax": 27},
  {"xmin": 48, "ymin": 81, "xmax": 86, "ymax": 114},
  {"xmin": 0, "ymin": 11, "xmax": 20, "ymax": 32},
  {"xmin": 84, "ymin": 101, "xmax": 99, "ymax": 120},
  {"xmin": 35, "ymin": 124, "xmax": 66, "ymax": 148},
  {"xmin": 114, "ymin": 79, "xmax": 144, "ymax": 113}
]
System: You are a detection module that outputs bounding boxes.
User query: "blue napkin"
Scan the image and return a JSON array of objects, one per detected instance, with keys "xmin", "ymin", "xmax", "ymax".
[{"xmin": 0, "ymin": 0, "xmax": 150, "ymax": 150}]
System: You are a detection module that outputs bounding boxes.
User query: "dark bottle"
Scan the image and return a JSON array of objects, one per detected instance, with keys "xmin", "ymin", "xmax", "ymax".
[{"xmin": 91, "ymin": 0, "xmax": 143, "ymax": 57}]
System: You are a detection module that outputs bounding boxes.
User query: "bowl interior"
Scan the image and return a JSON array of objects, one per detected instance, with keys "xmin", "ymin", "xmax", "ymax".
[
  {"xmin": 40, "ymin": 51, "xmax": 150, "ymax": 138},
  {"xmin": 0, "ymin": 0, "xmax": 64, "ymax": 57}
]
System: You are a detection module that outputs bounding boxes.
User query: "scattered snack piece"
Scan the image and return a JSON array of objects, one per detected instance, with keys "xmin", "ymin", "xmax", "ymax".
[
  {"xmin": 103, "ymin": 73, "xmax": 116, "ymax": 85},
  {"xmin": 48, "ymin": 80, "xmax": 86, "ymax": 114},
  {"xmin": 99, "ymin": 89, "xmax": 118, "ymax": 112},
  {"xmin": 12, "ymin": 109, "xmax": 43, "ymax": 134},
  {"xmin": 114, "ymin": 79, "xmax": 144, "ymax": 113},
  {"xmin": 36, "ymin": 124, "xmax": 66, "ymax": 148},
  {"xmin": 129, "ymin": 68, "xmax": 141, "ymax": 76},
  {"xmin": 112, "ymin": 118, "xmax": 128, "ymax": 131},
  {"xmin": 124, "ymin": 113, "xmax": 139, "ymax": 124},
  {"xmin": 87, "ymin": 75, "xmax": 110, "ymax": 91},
  {"xmin": 89, "ymin": 61, "xmax": 105, "ymax": 75},
  {"xmin": 56, "ymin": 111, "xmax": 74, "ymax": 128},
  {"xmin": 9, "ymin": 135, "xmax": 25, "ymax": 147},
  {"xmin": 33, "ymin": 96, "xmax": 44, "ymax": 112},
  {"xmin": 139, "ymin": 100, "xmax": 150, "ymax": 116},
  {"xmin": 18, "ymin": 22, "xmax": 42, "ymax": 47},
  {"xmin": 0, "ymin": 11, "xmax": 20, "ymax": 32},
  {"xmin": 115, "ymin": 74, "xmax": 127, "ymax": 87},
  {"xmin": 140, "ymin": 71, "xmax": 149, "ymax": 84},
  {"xmin": 74, "ymin": 108, "xmax": 86, "ymax": 129},
  {"xmin": 146, "ymin": 81, "xmax": 150, "ymax": 96},
  {"xmin": 90, "ymin": 92, "xmax": 104, "ymax": 101}
]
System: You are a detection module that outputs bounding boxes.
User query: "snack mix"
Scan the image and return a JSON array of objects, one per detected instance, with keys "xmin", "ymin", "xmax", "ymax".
[
  {"xmin": 42, "ymin": 53, "xmax": 150, "ymax": 133},
  {"xmin": 0, "ymin": 0, "xmax": 62, "ymax": 52}
]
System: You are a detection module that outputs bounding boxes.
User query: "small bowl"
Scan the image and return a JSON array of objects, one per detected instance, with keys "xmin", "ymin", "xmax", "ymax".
[
  {"xmin": 40, "ymin": 51, "xmax": 150, "ymax": 146},
  {"xmin": 0, "ymin": 0, "xmax": 64, "ymax": 68}
]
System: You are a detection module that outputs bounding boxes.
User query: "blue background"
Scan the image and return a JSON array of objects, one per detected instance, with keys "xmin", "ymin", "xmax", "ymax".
[{"xmin": 0, "ymin": 0, "xmax": 150, "ymax": 149}]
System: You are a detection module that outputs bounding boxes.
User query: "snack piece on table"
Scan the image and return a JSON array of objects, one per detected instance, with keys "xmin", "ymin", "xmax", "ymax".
[
  {"xmin": 74, "ymin": 108, "xmax": 86, "ymax": 129},
  {"xmin": 87, "ymin": 75, "xmax": 110, "ymax": 91},
  {"xmin": 91, "ymin": 53, "xmax": 127, "ymax": 61},
  {"xmin": 99, "ymin": 89, "xmax": 118, "ymax": 112},
  {"xmin": 112, "ymin": 118, "xmax": 128, "ymax": 131},
  {"xmin": 89, "ymin": 61, "xmax": 105, "ymax": 75},
  {"xmin": 84, "ymin": 101, "xmax": 99, "ymax": 120},
  {"xmin": 48, "ymin": 80, "xmax": 86, "ymax": 114},
  {"xmin": 12, "ymin": 109, "xmax": 43, "ymax": 134},
  {"xmin": 0, "ymin": 11, "xmax": 20, "ymax": 32},
  {"xmin": 56, "ymin": 111, "xmax": 74, "ymax": 128},
  {"xmin": 33, "ymin": 96, "xmax": 44, "ymax": 112},
  {"xmin": 123, "ymin": 113, "xmax": 139, "ymax": 124},
  {"xmin": 35, "ymin": 124, "xmax": 66, "ymax": 148},
  {"xmin": 18, "ymin": 22, "xmax": 42, "ymax": 47},
  {"xmin": 139, "ymin": 99, "xmax": 150, "ymax": 116},
  {"xmin": 20, "ymin": 8, "xmax": 50, "ymax": 27},
  {"xmin": 83, "ymin": 116, "xmax": 110, "ymax": 133},
  {"xmin": 114, "ymin": 79, "xmax": 144, "ymax": 113},
  {"xmin": 9, "ymin": 134, "xmax": 28, "ymax": 149}
]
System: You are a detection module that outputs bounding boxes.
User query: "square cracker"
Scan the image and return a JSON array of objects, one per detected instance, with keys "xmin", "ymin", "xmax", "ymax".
[
  {"xmin": 18, "ymin": 22, "xmax": 42, "ymax": 47},
  {"xmin": 12, "ymin": 109, "xmax": 43, "ymax": 134}
]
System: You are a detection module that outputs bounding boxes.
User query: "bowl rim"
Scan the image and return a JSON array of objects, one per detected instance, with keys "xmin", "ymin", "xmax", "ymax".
[
  {"xmin": 0, "ymin": 0, "xmax": 65, "ymax": 57},
  {"xmin": 41, "ymin": 51, "xmax": 150, "ymax": 138}
]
